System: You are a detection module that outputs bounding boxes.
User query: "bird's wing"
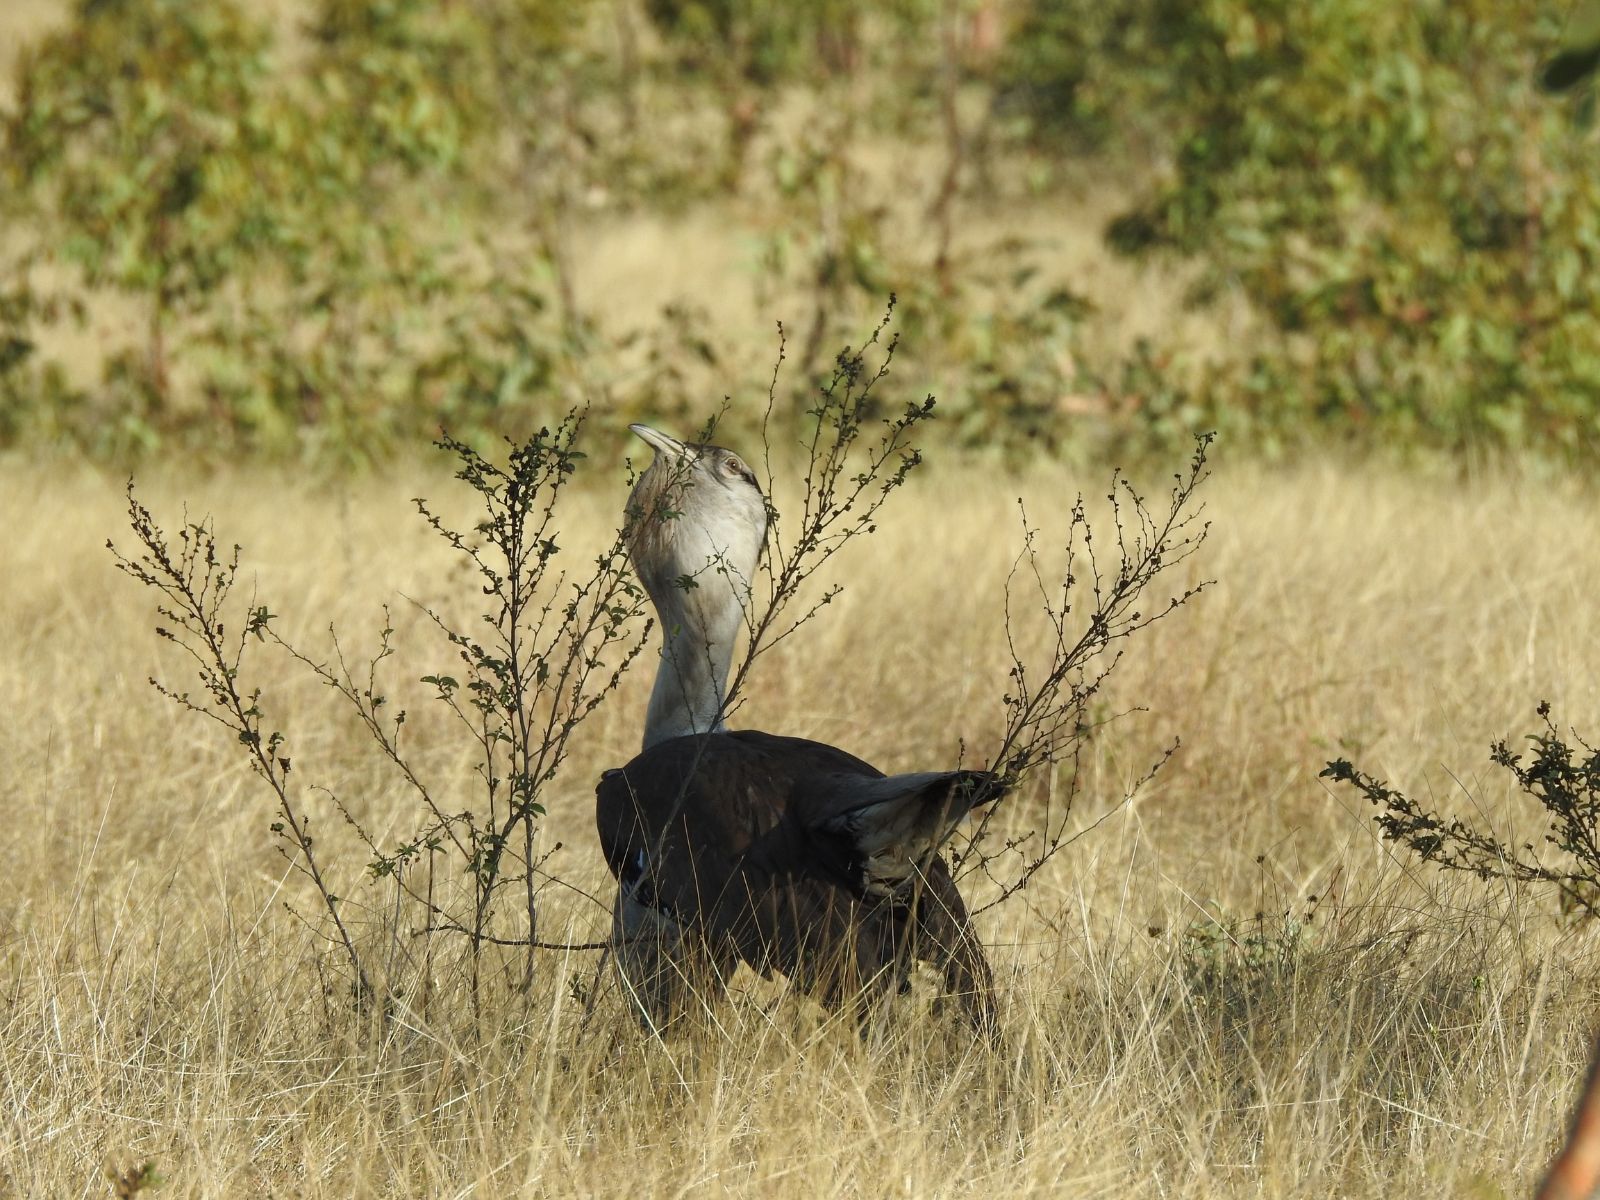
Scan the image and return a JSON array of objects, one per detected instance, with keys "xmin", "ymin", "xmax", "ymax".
[{"xmin": 799, "ymin": 769, "xmax": 1007, "ymax": 900}]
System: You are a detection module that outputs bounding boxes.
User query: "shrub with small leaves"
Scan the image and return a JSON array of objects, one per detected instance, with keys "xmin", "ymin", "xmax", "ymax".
[
  {"xmin": 1323, "ymin": 703, "xmax": 1600, "ymax": 920},
  {"xmin": 112, "ymin": 413, "xmax": 651, "ymax": 1016}
]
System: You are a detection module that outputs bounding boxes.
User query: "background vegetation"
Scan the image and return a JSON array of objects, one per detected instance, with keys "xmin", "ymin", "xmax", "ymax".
[{"xmin": 3, "ymin": 0, "xmax": 1598, "ymax": 465}]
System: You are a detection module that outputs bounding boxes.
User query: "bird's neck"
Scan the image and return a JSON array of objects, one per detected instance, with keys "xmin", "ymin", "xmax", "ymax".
[{"xmin": 641, "ymin": 572, "xmax": 747, "ymax": 750}]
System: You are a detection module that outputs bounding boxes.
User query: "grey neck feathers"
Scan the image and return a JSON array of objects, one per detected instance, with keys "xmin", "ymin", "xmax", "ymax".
[
  {"xmin": 630, "ymin": 467, "xmax": 765, "ymax": 751},
  {"xmin": 641, "ymin": 572, "xmax": 746, "ymax": 749}
]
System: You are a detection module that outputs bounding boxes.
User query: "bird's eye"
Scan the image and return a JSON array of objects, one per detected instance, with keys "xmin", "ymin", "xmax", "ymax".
[{"xmin": 723, "ymin": 456, "xmax": 748, "ymax": 478}]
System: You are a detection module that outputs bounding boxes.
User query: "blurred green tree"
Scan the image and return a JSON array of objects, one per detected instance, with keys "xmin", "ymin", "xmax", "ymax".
[
  {"xmin": 4, "ymin": 0, "xmax": 576, "ymax": 460},
  {"xmin": 1096, "ymin": 0, "xmax": 1600, "ymax": 459},
  {"xmin": 5, "ymin": 0, "xmax": 283, "ymax": 443}
]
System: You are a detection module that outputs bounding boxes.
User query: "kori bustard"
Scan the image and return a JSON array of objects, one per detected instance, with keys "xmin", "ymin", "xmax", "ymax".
[{"xmin": 594, "ymin": 423, "xmax": 1004, "ymax": 1031}]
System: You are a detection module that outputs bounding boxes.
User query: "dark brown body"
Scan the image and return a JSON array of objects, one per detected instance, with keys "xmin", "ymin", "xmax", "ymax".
[{"xmin": 596, "ymin": 730, "xmax": 996, "ymax": 1030}]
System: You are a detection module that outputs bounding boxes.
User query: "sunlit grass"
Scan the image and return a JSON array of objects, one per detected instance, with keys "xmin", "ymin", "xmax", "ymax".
[{"xmin": 2, "ymin": 450, "xmax": 1598, "ymax": 1196}]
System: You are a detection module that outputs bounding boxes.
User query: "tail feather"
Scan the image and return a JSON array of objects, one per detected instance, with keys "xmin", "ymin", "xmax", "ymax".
[{"xmin": 809, "ymin": 770, "xmax": 1006, "ymax": 900}]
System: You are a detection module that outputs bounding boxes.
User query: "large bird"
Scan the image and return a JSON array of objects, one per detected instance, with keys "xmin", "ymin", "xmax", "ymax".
[{"xmin": 595, "ymin": 424, "xmax": 1004, "ymax": 1032}]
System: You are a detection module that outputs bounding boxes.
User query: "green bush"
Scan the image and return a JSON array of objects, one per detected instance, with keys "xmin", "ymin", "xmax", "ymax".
[
  {"xmin": 1098, "ymin": 0, "xmax": 1600, "ymax": 461},
  {"xmin": 3, "ymin": 0, "xmax": 576, "ymax": 461},
  {"xmin": 1324, "ymin": 705, "xmax": 1600, "ymax": 922},
  {"xmin": 5, "ymin": 0, "xmax": 1600, "ymax": 466},
  {"xmin": 6, "ymin": 0, "xmax": 284, "ymax": 447}
]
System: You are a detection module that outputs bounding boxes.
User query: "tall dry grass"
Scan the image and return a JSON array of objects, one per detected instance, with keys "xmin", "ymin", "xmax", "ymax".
[{"xmin": 2, "ymin": 447, "xmax": 1599, "ymax": 1197}]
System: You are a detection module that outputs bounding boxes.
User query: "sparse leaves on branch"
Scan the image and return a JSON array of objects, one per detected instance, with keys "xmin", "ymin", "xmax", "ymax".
[
  {"xmin": 1323, "ymin": 703, "xmax": 1600, "ymax": 921},
  {"xmin": 954, "ymin": 432, "xmax": 1214, "ymax": 908},
  {"xmin": 111, "ymin": 411, "xmax": 653, "ymax": 1016},
  {"xmin": 724, "ymin": 296, "xmax": 937, "ymax": 715},
  {"xmin": 401, "ymin": 412, "xmax": 652, "ymax": 999},
  {"xmin": 108, "ymin": 484, "xmax": 370, "ymax": 1003}
]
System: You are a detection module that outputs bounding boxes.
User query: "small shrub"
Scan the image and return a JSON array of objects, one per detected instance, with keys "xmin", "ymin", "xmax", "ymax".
[
  {"xmin": 107, "ymin": 1161, "xmax": 161, "ymax": 1199},
  {"xmin": 111, "ymin": 413, "xmax": 651, "ymax": 1015},
  {"xmin": 1323, "ymin": 703, "xmax": 1600, "ymax": 920},
  {"xmin": 1178, "ymin": 900, "xmax": 1310, "ymax": 1035}
]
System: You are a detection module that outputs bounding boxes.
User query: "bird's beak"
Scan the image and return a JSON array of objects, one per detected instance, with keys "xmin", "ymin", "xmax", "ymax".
[{"xmin": 629, "ymin": 423, "xmax": 691, "ymax": 462}]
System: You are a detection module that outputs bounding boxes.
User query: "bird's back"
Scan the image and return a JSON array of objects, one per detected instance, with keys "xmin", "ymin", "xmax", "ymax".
[{"xmin": 595, "ymin": 730, "xmax": 994, "ymax": 1022}]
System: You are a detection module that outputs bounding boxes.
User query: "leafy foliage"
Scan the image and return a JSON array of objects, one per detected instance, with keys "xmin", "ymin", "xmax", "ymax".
[
  {"xmin": 645, "ymin": 0, "xmax": 861, "ymax": 85},
  {"xmin": 6, "ymin": 0, "xmax": 283, "ymax": 445},
  {"xmin": 1101, "ymin": 0, "xmax": 1600, "ymax": 460},
  {"xmin": 3, "ymin": 0, "xmax": 576, "ymax": 460},
  {"xmin": 1323, "ymin": 704, "xmax": 1600, "ymax": 920},
  {"xmin": 5, "ymin": 0, "xmax": 1599, "ymax": 465}
]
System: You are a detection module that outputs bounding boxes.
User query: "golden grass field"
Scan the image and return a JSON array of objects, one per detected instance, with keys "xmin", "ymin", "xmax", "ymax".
[
  {"xmin": 3, "ymin": 444, "xmax": 1599, "ymax": 1198},
  {"xmin": 5, "ymin": 3, "xmax": 1600, "ymax": 1196}
]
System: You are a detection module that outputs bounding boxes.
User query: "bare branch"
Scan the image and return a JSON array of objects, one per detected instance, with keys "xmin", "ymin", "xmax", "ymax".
[
  {"xmin": 953, "ymin": 432, "xmax": 1215, "ymax": 902},
  {"xmin": 108, "ymin": 484, "xmax": 372, "ymax": 1003}
]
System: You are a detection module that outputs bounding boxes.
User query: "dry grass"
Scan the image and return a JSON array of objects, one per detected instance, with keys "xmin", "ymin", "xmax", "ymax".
[
  {"xmin": 4, "ymin": 6, "xmax": 1598, "ymax": 1193},
  {"xmin": 3, "ymin": 445, "xmax": 1599, "ymax": 1198}
]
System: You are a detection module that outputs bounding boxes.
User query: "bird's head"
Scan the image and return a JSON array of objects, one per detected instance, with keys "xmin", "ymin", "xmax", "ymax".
[{"xmin": 625, "ymin": 423, "xmax": 768, "ymax": 610}]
